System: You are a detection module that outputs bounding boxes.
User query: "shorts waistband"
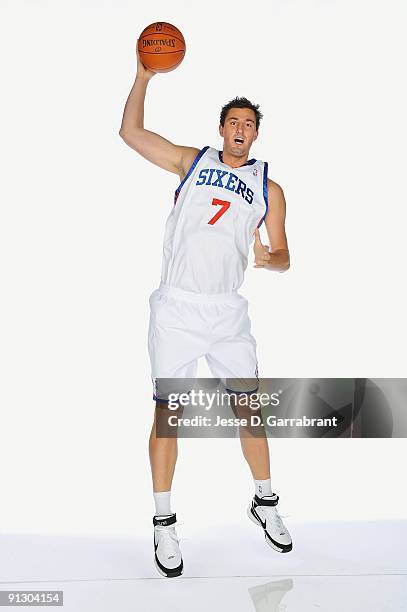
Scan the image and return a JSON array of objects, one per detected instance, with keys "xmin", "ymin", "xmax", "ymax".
[{"xmin": 158, "ymin": 282, "xmax": 241, "ymax": 303}]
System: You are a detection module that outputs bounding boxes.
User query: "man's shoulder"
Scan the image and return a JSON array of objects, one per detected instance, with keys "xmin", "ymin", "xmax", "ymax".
[{"xmin": 267, "ymin": 178, "xmax": 284, "ymax": 198}]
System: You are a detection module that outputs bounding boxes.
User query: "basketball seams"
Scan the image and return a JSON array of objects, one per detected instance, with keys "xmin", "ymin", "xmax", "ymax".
[
  {"xmin": 138, "ymin": 50, "xmax": 185, "ymax": 56},
  {"xmin": 160, "ymin": 57, "xmax": 185, "ymax": 72}
]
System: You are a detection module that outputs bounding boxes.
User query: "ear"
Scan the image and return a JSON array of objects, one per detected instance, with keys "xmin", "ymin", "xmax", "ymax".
[
  {"xmin": 253, "ymin": 130, "xmax": 259, "ymax": 142},
  {"xmin": 219, "ymin": 124, "xmax": 224, "ymax": 137}
]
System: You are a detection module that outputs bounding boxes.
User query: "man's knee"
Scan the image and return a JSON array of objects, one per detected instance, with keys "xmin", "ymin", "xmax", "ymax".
[{"xmin": 154, "ymin": 401, "xmax": 184, "ymax": 436}]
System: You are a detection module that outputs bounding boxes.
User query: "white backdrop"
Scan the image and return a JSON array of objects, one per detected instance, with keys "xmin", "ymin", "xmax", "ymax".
[{"xmin": 1, "ymin": 0, "xmax": 406, "ymax": 535}]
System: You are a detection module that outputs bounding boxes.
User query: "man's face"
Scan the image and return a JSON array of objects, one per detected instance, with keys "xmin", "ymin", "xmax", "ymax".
[{"xmin": 219, "ymin": 107, "xmax": 258, "ymax": 159}]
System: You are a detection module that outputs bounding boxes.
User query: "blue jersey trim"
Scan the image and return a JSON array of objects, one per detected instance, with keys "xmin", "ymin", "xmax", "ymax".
[
  {"xmin": 257, "ymin": 161, "xmax": 269, "ymax": 228},
  {"xmin": 174, "ymin": 146, "xmax": 209, "ymax": 205},
  {"xmin": 218, "ymin": 150, "xmax": 257, "ymax": 166}
]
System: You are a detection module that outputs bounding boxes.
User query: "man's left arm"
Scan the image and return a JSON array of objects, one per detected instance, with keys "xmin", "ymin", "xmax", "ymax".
[{"xmin": 253, "ymin": 179, "xmax": 290, "ymax": 272}]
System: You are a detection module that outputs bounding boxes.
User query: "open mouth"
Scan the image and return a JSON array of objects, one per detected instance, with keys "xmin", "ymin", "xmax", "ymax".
[{"xmin": 234, "ymin": 138, "xmax": 244, "ymax": 145}]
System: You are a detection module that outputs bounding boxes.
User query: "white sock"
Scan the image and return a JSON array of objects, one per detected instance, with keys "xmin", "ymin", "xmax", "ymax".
[
  {"xmin": 255, "ymin": 478, "xmax": 272, "ymax": 498},
  {"xmin": 153, "ymin": 490, "xmax": 172, "ymax": 516}
]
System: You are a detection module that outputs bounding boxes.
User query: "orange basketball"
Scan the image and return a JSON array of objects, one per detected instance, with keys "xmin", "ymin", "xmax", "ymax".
[{"xmin": 138, "ymin": 22, "xmax": 186, "ymax": 73}]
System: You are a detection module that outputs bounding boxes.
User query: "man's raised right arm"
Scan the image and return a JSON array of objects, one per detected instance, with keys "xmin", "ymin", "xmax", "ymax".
[{"xmin": 119, "ymin": 53, "xmax": 199, "ymax": 179}]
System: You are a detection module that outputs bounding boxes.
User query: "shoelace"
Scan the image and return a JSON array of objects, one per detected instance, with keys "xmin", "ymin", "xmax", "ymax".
[
  {"xmin": 155, "ymin": 525, "xmax": 180, "ymax": 558},
  {"xmin": 263, "ymin": 507, "xmax": 287, "ymax": 533}
]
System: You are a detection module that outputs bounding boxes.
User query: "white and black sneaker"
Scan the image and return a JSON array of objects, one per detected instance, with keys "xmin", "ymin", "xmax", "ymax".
[
  {"xmin": 153, "ymin": 513, "xmax": 183, "ymax": 577},
  {"xmin": 248, "ymin": 493, "xmax": 292, "ymax": 553}
]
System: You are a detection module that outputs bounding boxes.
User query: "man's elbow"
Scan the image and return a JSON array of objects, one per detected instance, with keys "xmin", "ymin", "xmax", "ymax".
[
  {"xmin": 119, "ymin": 127, "xmax": 143, "ymax": 149},
  {"xmin": 273, "ymin": 249, "xmax": 290, "ymax": 272},
  {"xmin": 281, "ymin": 252, "xmax": 290, "ymax": 272},
  {"xmin": 119, "ymin": 128, "xmax": 131, "ymax": 144}
]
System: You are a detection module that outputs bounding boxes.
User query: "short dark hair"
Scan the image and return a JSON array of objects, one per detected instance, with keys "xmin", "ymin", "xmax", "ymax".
[{"xmin": 220, "ymin": 96, "xmax": 263, "ymax": 131}]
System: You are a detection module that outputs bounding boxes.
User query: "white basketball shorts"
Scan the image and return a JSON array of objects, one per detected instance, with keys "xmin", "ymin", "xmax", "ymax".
[{"xmin": 148, "ymin": 283, "xmax": 259, "ymax": 401}]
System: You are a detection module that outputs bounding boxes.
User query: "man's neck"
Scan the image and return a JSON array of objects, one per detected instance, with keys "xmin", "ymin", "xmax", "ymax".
[{"xmin": 221, "ymin": 149, "xmax": 249, "ymax": 168}]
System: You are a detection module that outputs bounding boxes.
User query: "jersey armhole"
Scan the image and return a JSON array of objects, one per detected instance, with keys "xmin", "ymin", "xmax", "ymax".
[
  {"xmin": 257, "ymin": 161, "xmax": 269, "ymax": 228},
  {"xmin": 174, "ymin": 146, "xmax": 210, "ymax": 205}
]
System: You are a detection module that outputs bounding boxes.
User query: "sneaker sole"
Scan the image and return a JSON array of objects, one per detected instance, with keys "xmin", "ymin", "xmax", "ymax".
[{"xmin": 247, "ymin": 506, "xmax": 293, "ymax": 553}]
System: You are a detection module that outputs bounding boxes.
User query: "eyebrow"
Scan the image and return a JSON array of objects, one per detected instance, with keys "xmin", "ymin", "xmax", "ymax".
[{"xmin": 228, "ymin": 117, "xmax": 255, "ymax": 123}]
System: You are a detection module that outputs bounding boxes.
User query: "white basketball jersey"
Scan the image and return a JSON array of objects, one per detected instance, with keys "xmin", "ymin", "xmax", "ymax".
[{"xmin": 160, "ymin": 146, "xmax": 268, "ymax": 294}]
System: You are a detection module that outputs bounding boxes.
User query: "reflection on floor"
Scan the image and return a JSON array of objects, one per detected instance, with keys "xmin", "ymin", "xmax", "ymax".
[
  {"xmin": 1, "ymin": 520, "xmax": 406, "ymax": 611},
  {"xmin": 249, "ymin": 578, "xmax": 294, "ymax": 611}
]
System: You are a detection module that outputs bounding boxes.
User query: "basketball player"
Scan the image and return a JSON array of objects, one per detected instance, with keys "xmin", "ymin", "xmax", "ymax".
[{"xmin": 119, "ymin": 50, "xmax": 292, "ymax": 578}]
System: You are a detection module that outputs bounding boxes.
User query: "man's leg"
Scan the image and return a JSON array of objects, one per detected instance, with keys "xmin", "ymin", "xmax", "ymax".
[
  {"xmin": 149, "ymin": 401, "xmax": 179, "ymax": 494},
  {"xmin": 231, "ymin": 396, "xmax": 293, "ymax": 553},
  {"xmin": 204, "ymin": 290, "xmax": 293, "ymax": 552},
  {"xmin": 147, "ymin": 284, "xmax": 202, "ymax": 577},
  {"xmin": 149, "ymin": 401, "xmax": 184, "ymax": 577},
  {"xmin": 231, "ymin": 397, "xmax": 271, "ymax": 481},
  {"xmin": 239, "ymin": 412, "xmax": 274, "ymax": 498},
  {"xmin": 239, "ymin": 423, "xmax": 271, "ymax": 480}
]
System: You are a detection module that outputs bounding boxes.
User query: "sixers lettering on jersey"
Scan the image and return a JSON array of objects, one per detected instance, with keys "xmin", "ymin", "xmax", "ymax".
[{"xmin": 195, "ymin": 168, "xmax": 255, "ymax": 204}]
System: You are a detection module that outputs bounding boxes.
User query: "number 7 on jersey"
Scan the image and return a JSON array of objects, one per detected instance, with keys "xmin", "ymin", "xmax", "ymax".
[{"xmin": 207, "ymin": 198, "xmax": 231, "ymax": 225}]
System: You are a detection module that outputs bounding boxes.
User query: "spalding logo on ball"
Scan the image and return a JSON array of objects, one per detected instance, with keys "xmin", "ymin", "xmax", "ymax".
[{"xmin": 138, "ymin": 22, "xmax": 186, "ymax": 73}]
